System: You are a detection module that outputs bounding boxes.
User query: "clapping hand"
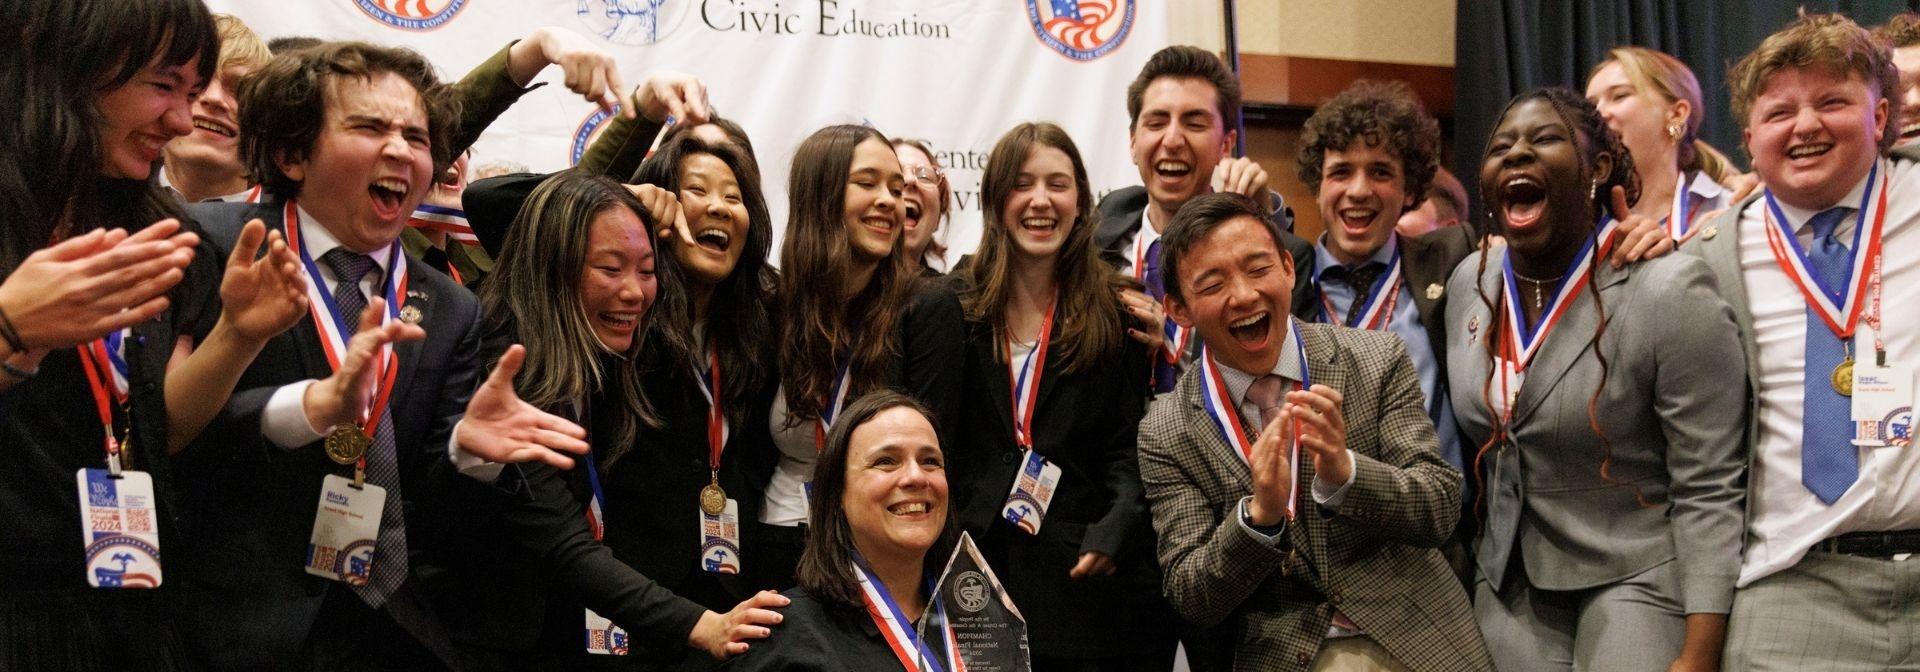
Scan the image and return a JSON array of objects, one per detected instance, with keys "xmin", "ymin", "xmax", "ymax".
[
  {"xmin": 453, "ymin": 344, "xmax": 592, "ymax": 469},
  {"xmin": 0, "ymin": 220, "xmax": 198, "ymax": 350},
  {"xmin": 302, "ymin": 298, "xmax": 425, "ymax": 431},
  {"xmin": 218, "ymin": 219, "xmax": 307, "ymax": 343}
]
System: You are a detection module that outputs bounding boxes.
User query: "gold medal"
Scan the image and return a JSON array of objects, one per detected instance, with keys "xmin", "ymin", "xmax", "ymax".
[
  {"xmin": 1832, "ymin": 358, "xmax": 1855, "ymax": 397},
  {"xmin": 325, "ymin": 423, "xmax": 370, "ymax": 465},
  {"xmin": 699, "ymin": 482, "xmax": 727, "ymax": 516}
]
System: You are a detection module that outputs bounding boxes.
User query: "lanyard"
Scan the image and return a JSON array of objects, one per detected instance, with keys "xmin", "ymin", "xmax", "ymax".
[
  {"xmin": 812, "ymin": 358, "xmax": 853, "ymax": 451},
  {"xmin": 1004, "ymin": 297, "xmax": 1057, "ymax": 449},
  {"xmin": 76, "ymin": 330, "xmax": 132, "ymax": 474},
  {"xmin": 852, "ymin": 554, "xmax": 962, "ymax": 672},
  {"xmin": 1760, "ymin": 161, "xmax": 1887, "ymax": 341},
  {"xmin": 1316, "ymin": 248, "xmax": 1403, "ymax": 331},
  {"xmin": 690, "ymin": 345, "xmax": 731, "ymax": 478},
  {"xmin": 284, "ymin": 201, "xmax": 408, "ymax": 470},
  {"xmin": 1490, "ymin": 215, "xmax": 1621, "ymax": 421}
]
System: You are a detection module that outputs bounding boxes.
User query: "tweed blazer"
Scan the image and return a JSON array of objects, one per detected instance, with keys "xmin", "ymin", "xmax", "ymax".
[
  {"xmin": 1446, "ymin": 246, "xmax": 1748, "ymax": 614},
  {"xmin": 1138, "ymin": 322, "xmax": 1489, "ymax": 672}
]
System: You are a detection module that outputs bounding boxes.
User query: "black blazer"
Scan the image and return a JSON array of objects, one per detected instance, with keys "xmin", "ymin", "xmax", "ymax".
[
  {"xmin": 416, "ymin": 322, "xmax": 763, "ymax": 669},
  {"xmin": 720, "ymin": 590, "xmax": 918, "ymax": 672},
  {"xmin": 886, "ymin": 281, "xmax": 966, "ymax": 433},
  {"xmin": 948, "ymin": 294, "xmax": 1173, "ymax": 658},
  {"xmin": 1093, "ymin": 185, "xmax": 1318, "ymax": 314},
  {"xmin": 169, "ymin": 201, "xmax": 480, "ymax": 669}
]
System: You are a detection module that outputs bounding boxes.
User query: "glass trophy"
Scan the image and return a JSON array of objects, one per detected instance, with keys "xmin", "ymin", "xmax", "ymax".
[{"xmin": 917, "ymin": 531, "xmax": 1030, "ymax": 672}]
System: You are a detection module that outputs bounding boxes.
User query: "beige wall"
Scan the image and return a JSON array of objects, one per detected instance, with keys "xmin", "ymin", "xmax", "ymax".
[{"xmin": 1168, "ymin": 0, "xmax": 1455, "ymax": 66}]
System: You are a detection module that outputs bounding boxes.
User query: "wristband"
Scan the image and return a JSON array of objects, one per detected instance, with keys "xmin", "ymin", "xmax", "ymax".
[
  {"xmin": 1, "ymin": 358, "xmax": 37, "ymax": 380},
  {"xmin": 0, "ymin": 305, "xmax": 26, "ymax": 353}
]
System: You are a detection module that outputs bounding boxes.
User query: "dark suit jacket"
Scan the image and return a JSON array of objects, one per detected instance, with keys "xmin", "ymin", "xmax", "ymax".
[
  {"xmin": 1137, "ymin": 323, "xmax": 1490, "ymax": 672},
  {"xmin": 169, "ymin": 201, "xmax": 480, "ymax": 669},
  {"xmin": 719, "ymin": 590, "xmax": 916, "ymax": 672},
  {"xmin": 1093, "ymin": 185, "xmax": 1318, "ymax": 324},
  {"xmin": 948, "ymin": 295, "xmax": 1171, "ymax": 658}
]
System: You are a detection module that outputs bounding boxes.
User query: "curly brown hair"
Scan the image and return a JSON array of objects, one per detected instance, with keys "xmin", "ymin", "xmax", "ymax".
[
  {"xmin": 1295, "ymin": 80, "xmax": 1441, "ymax": 215},
  {"xmin": 1874, "ymin": 12, "xmax": 1920, "ymax": 49},
  {"xmin": 236, "ymin": 41, "xmax": 462, "ymax": 200},
  {"xmin": 1731, "ymin": 11, "xmax": 1899, "ymax": 153}
]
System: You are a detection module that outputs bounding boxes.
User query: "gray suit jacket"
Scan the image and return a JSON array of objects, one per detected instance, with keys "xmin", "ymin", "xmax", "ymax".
[
  {"xmin": 1446, "ymin": 247, "xmax": 1748, "ymax": 614},
  {"xmin": 1139, "ymin": 322, "xmax": 1489, "ymax": 672}
]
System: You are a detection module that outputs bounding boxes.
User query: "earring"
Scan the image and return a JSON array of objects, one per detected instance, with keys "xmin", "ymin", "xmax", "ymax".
[
  {"xmin": 1589, "ymin": 181, "xmax": 1598, "ymax": 202},
  {"xmin": 1667, "ymin": 120, "xmax": 1684, "ymax": 140}
]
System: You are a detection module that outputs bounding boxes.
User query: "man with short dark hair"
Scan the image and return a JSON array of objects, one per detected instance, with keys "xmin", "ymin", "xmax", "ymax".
[
  {"xmin": 1098, "ymin": 45, "xmax": 1313, "ymax": 394},
  {"xmin": 1688, "ymin": 12, "xmax": 1920, "ymax": 669},
  {"xmin": 1139, "ymin": 192, "xmax": 1487, "ymax": 671},
  {"xmin": 170, "ymin": 41, "xmax": 592, "ymax": 669}
]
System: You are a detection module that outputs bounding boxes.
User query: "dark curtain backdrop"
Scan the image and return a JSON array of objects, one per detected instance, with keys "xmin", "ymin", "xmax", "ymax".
[{"xmin": 1452, "ymin": 0, "xmax": 1920, "ymax": 225}]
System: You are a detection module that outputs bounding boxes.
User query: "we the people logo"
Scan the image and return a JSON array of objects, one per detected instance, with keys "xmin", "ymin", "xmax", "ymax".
[
  {"xmin": 577, "ymin": 0, "xmax": 692, "ymax": 46},
  {"xmin": 354, "ymin": 0, "xmax": 469, "ymax": 32},
  {"xmin": 1027, "ymin": 0, "xmax": 1133, "ymax": 61}
]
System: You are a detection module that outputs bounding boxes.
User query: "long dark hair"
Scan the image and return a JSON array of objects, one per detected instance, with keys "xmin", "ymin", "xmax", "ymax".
[
  {"xmin": 959, "ymin": 122, "xmax": 1126, "ymax": 373},
  {"xmin": 633, "ymin": 131, "xmax": 775, "ymax": 428},
  {"xmin": 478, "ymin": 172, "xmax": 664, "ymax": 460},
  {"xmin": 796, "ymin": 390, "xmax": 957, "ymax": 609},
  {"xmin": 1471, "ymin": 87, "xmax": 1644, "ymax": 512},
  {"xmin": 1, "ymin": 0, "xmax": 216, "ymax": 272},
  {"xmin": 775, "ymin": 125, "xmax": 919, "ymax": 422}
]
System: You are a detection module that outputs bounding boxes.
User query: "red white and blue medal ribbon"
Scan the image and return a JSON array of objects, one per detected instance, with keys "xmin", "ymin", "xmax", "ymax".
[
  {"xmin": 1133, "ymin": 231, "xmax": 1191, "ymax": 363},
  {"xmin": 1491, "ymin": 215, "xmax": 1622, "ymax": 420},
  {"xmin": 853, "ymin": 556, "xmax": 963, "ymax": 672},
  {"xmin": 1760, "ymin": 160, "xmax": 1887, "ymax": 340},
  {"xmin": 1196, "ymin": 321, "xmax": 1309, "ymax": 518},
  {"xmin": 408, "ymin": 204, "xmax": 479, "ymax": 246},
  {"xmin": 691, "ymin": 345, "xmax": 731, "ymax": 477},
  {"xmin": 77, "ymin": 329, "xmax": 133, "ymax": 472},
  {"xmin": 1317, "ymin": 248, "xmax": 1403, "ymax": 330},
  {"xmin": 1007, "ymin": 297, "xmax": 1056, "ymax": 449},
  {"xmin": 242, "ymin": 184, "xmax": 264, "ymax": 204},
  {"xmin": 813, "ymin": 358, "xmax": 854, "ymax": 451},
  {"xmin": 1666, "ymin": 173, "xmax": 1700, "ymax": 242},
  {"xmin": 284, "ymin": 200, "xmax": 408, "ymax": 453}
]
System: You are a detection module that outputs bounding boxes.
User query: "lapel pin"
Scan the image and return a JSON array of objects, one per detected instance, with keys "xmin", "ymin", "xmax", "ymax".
[
  {"xmin": 1468, "ymin": 315, "xmax": 1480, "ymax": 342},
  {"xmin": 400, "ymin": 305, "xmax": 424, "ymax": 325},
  {"xmin": 1700, "ymin": 226, "xmax": 1718, "ymax": 241},
  {"xmin": 1426, "ymin": 283, "xmax": 1443, "ymax": 300},
  {"xmin": 407, "ymin": 289, "xmax": 429, "ymax": 301}
]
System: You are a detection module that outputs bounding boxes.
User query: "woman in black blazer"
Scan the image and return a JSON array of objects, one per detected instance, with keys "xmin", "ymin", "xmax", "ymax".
[
  {"xmin": 950, "ymin": 122, "xmax": 1175, "ymax": 670},
  {"xmin": 757, "ymin": 125, "xmax": 964, "ymax": 591},
  {"xmin": 422, "ymin": 173, "xmax": 785, "ymax": 670}
]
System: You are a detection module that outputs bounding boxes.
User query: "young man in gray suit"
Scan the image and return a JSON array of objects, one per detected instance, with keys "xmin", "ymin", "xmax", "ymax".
[
  {"xmin": 1137, "ymin": 193, "xmax": 1488, "ymax": 671},
  {"xmin": 1686, "ymin": 12, "xmax": 1920, "ymax": 670}
]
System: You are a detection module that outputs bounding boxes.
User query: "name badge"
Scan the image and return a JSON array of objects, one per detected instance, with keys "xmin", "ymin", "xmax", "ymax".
[
  {"xmin": 1000, "ymin": 449, "xmax": 1062, "ymax": 535},
  {"xmin": 699, "ymin": 498, "xmax": 743, "ymax": 575},
  {"xmin": 76, "ymin": 469, "xmax": 162, "ymax": 589},
  {"xmin": 585, "ymin": 609, "xmax": 630, "ymax": 655},
  {"xmin": 305, "ymin": 474, "xmax": 385, "ymax": 585},
  {"xmin": 1853, "ymin": 362, "xmax": 1915, "ymax": 448}
]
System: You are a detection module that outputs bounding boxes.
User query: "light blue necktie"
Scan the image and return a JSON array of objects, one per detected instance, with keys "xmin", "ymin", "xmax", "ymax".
[{"xmin": 1801, "ymin": 208, "xmax": 1857, "ymax": 504}]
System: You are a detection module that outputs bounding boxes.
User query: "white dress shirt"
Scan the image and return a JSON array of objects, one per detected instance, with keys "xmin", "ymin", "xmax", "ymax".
[{"xmin": 261, "ymin": 205, "xmax": 398, "ymax": 450}]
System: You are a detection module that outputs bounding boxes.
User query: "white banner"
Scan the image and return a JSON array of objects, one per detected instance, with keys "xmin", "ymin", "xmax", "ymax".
[{"xmin": 204, "ymin": 0, "xmax": 1171, "ymax": 266}]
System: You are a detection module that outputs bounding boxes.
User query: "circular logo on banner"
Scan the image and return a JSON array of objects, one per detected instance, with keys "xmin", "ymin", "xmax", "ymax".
[
  {"xmin": 577, "ymin": 0, "xmax": 691, "ymax": 46},
  {"xmin": 1026, "ymin": 0, "xmax": 1134, "ymax": 61},
  {"xmin": 953, "ymin": 570, "xmax": 991, "ymax": 612},
  {"xmin": 353, "ymin": 0, "xmax": 469, "ymax": 32},
  {"xmin": 570, "ymin": 106, "xmax": 621, "ymax": 166}
]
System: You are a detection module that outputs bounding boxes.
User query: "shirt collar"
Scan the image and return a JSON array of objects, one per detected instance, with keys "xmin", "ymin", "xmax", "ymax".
[
  {"xmin": 1684, "ymin": 169, "xmax": 1728, "ymax": 201},
  {"xmin": 1312, "ymin": 232, "xmax": 1399, "ymax": 283},
  {"xmin": 1770, "ymin": 160, "xmax": 1878, "ymax": 233},
  {"xmin": 295, "ymin": 202, "xmax": 395, "ymax": 280},
  {"xmin": 1217, "ymin": 317, "xmax": 1305, "ymax": 408}
]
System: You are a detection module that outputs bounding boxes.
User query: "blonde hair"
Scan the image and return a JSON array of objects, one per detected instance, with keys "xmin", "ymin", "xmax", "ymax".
[
  {"xmin": 1730, "ymin": 11, "xmax": 1900, "ymax": 154},
  {"xmin": 1590, "ymin": 47, "xmax": 1739, "ymax": 181},
  {"xmin": 213, "ymin": 14, "xmax": 270, "ymax": 72}
]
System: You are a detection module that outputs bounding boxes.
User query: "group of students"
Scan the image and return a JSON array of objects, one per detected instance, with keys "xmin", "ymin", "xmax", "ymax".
[{"xmin": 4, "ymin": 0, "xmax": 1918, "ymax": 670}]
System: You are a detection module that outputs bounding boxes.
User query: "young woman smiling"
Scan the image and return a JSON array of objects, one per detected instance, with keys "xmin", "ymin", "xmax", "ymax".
[
  {"xmin": 1446, "ymin": 88, "xmax": 1747, "ymax": 672},
  {"xmin": 1585, "ymin": 47, "xmax": 1738, "ymax": 243},
  {"xmin": 757, "ymin": 124, "xmax": 963, "ymax": 593},
  {"xmin": 949, "ymin": 122, "xmax": 1175, "ymax": 670}
]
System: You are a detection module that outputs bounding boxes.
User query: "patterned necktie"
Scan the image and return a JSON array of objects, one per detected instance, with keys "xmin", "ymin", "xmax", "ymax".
[
  {"xmin": 1142, "ymin": 237, "xmax": 1178, "ymax": 393},
  {"xmin": 1801, "ymin": 207, "xmax": 1857, "ymax": 504},
  {"xmin": 1247, "ymin": 374, "xmax": 1286, "ymax": 430},
  {"xmin": 320, "ymin": 248, "xmax": 409, "ymax": 605},
  {"xmin": 1142, "ymin": 238, "xmax": 1166, "ymax": 299},
  {"xmin": 1327, "ymin": 263, "xmax": 1385, "ymax": 328}
]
